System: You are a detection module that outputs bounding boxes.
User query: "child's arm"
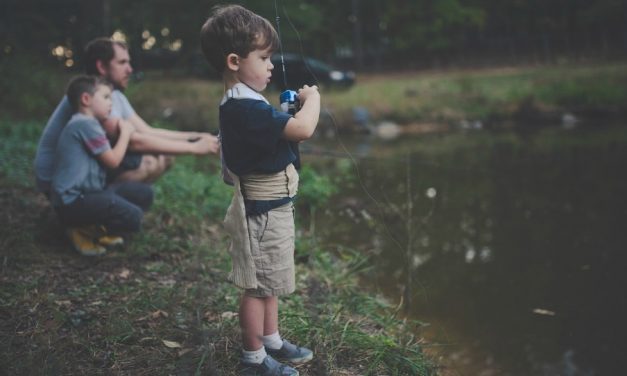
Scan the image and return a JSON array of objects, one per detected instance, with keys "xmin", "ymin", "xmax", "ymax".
[
  {"xmin": 97, "ymin": 119, "xmax": 135, "ymax": 169},
  {"xmin": 282, "ymin": 85, "xmax": 320, "ymax": 142}
]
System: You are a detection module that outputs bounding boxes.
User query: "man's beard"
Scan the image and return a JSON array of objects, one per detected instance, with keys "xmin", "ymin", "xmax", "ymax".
[{"xmin": 105, "ymin": 76, "xmax": 126, "ymax": 91}]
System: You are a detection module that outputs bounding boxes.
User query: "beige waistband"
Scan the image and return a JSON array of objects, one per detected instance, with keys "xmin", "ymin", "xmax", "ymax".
[{"xmin": 240, "ymin": 163, "xmax": 299, "ymax": 201}]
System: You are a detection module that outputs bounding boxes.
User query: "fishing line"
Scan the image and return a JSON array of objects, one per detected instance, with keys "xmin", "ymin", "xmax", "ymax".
[
  {"xmin": 275, "ymin": 4, "xmax": 456, "ymax": 351},
  {"xmin": 275, "ymin": 2, "xmax": 410, "ymax": 275},
  {"xmin": 273, "ymin": 0, "xmax": 288, "ymax": 89}
]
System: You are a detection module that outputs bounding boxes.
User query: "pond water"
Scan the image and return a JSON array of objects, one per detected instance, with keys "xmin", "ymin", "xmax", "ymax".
[{"xmin": 305, "ymin": 125, "xmax": 627, "ymax": 376}]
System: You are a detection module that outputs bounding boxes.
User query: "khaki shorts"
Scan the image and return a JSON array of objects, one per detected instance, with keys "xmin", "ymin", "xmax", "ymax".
[{"xmin": 244, "ymin": 203, "xmax": 296, "ymax": 297}]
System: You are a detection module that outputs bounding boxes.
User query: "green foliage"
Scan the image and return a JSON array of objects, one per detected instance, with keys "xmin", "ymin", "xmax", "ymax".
[
  {"xmin": 151, "ymin": 156, "xmax": 232, "ymax": 222},
  {"xmin": 295, "ymin": 164, "xmax": 338, "ymax": 211},
  {"xmin": 535, "ymin": 77, "xmax": 627, "ymax": 108},
  {"xmin": 0, "ymin": 119, "xmax": 40, "ymax": 187},
  {"xmin": 0, "ymin": 55, "xmax": 67, "ymax": 120},
  {"xmin": 280, "ymin": 245, "xmax": 434, "ymax": 375}
]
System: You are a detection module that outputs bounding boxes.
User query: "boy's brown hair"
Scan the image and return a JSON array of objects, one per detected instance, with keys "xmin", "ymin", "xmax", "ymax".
[
  {"xmin": 84, "ymin": 37, "xmax": 129, "ymax": 75},
  {"xmin": 200, "ymin": 4, "xmax": 280, "ymax": 73},
  {"xmin": 66, "ymin": 75, "xmax": 111, "ymax": 112}
]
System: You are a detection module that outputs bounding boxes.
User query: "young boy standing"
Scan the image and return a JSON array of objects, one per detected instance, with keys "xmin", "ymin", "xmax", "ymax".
[
  {"xmin": 51, "ymin": 76, "xmax": 153, "ymax": 255},
  {"xmin": 200, "ymin": 5, "xmax": 320, "ymax": 375}
]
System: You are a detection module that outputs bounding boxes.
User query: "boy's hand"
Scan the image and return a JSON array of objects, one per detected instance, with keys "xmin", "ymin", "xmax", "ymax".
[
  {"xmin": 297, "ymin": 85, "xmax": 319, "ymax": 104},
  {"xmin": 118, "ymin": 119, "xmax": 136, "ymax": 136},
  {"xmin": 102, "ymin": 117, "xmax": 121, "ymax": 138}
]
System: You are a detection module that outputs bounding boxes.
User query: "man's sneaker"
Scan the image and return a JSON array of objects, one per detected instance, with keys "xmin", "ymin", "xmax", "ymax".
[
  {"xmin": 240, "ymin": 355, "xmax": 298, "ymax": 376},
  {"xmin": 66, "ymin": 227, "xmax": 106, "ymax": 256},
  {"xmin": 98, "ymin": 235, "xmax": 124, "ymax": 247},
  {"xmin": 266, "ymin": 340, "xmax": 313, "ymax": 364}
]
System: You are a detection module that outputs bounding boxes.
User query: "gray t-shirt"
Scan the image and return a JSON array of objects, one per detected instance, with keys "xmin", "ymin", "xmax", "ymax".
[
  {"xmin": 50, "ymin": 113, "xmax": 111, "ymax": 206},
  {"xmin": 34, "ymin": 90, "xmax": 135, "ymax": 193}
]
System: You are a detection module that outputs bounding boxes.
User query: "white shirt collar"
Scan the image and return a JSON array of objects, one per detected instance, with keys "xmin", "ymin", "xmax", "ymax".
[{"xmin": 220, "ymin": 83, "xmax": 269, "ymax": 105}]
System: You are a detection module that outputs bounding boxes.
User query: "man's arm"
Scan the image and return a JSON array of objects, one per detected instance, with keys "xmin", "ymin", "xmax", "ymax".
[
  {"xmin": 128, "ymin": 130, "xmax": 219, "ymax": 155},
  {"xmin": 104, "ymin": 117, "xmax": 219, "ymax": 155},
  {"xmin": 128, "ymin": 113, "xmax": 207, "ymax": 141}
]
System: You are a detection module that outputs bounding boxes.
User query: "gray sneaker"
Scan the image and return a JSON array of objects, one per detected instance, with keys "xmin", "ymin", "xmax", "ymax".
[
  {"xmin": 240, "ymin": 355, "xmax": 299, "ymax": 376},
  {"xmin": 266, "ymin": 340, "xmax": 313, "ymax": 364}
]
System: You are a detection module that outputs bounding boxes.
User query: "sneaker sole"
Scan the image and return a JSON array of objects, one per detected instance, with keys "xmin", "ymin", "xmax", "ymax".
[
  {"xmin": 98, "ymin": 239, "xmax": 124, "ymax": 248},
  {"xmin": 273, "ymin": 353, "xmax": 313, "ymax": 365},
  {"xmin": 75, "ymin": 248, "xmax": 107, "ymax": 256}
]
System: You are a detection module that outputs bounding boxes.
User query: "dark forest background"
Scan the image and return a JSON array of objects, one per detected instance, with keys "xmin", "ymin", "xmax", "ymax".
[{"xmin": 2, "ymin": 0, "xmax": 626, "ymax": 73}]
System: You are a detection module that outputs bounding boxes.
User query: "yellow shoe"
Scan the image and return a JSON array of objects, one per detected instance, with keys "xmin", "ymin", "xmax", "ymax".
[
  {"xmin": 98, "ymin": 235, "xmax": 124, "ymax": 247},
  {"xmin": 66, "ymin": 226, "xmax": 106, "ymax": 256}
]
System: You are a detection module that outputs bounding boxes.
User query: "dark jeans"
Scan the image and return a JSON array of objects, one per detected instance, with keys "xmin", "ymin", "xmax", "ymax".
[{"xmin": 55, "ymin": 181, "xmax": 153, "ymax": 235}]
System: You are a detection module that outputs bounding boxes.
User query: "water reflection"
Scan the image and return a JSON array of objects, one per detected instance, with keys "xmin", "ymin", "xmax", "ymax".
[{"xmin": 307, "ymin": 127, "xmax": 627, "ymax": 375}]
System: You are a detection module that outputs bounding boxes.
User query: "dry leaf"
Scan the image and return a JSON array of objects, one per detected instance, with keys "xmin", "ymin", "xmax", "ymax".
[
  {"xmin": 221, "ymin": 311, "xmax": 238, "ymax": 320},
  {"xmin": 162, "ymin": 339, "xmax": 182, "ymax": 348},
  {"xmin": 118, "ymin": 268, "xmax": 131, "ymax": 279},
  {"xmin": 151, "ymin": 309, "xmax": 169, "ymax": 319},
  {"xmin": 178, "ymin": 348, "xmax": 193, "ymax": 357}
]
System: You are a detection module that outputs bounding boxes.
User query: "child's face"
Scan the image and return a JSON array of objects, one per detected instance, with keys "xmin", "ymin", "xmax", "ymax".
[
  {"xmin": 90, "ymin": 84, "xmax": 113, "ymax": 121},
  {"xmin": 237, "ymin": 46, "xmax": 274, "ymax": 92}
]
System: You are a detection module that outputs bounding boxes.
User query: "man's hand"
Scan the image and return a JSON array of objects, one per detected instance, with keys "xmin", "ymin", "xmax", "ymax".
[{"xmin": 190, "ymin": 134, "xmax": 219, "ymax": 155}]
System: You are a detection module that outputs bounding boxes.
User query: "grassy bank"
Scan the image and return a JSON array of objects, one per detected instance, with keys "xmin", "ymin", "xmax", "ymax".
[
  {"xmin": 0, "ymin": 120, "xmax": 434, "ymax": 375},
  {"xmin": 123, "ymin": 62, "xmax": 627, "ymax": 132},
  {"xmin": 2, "ymin": 56, "xmax": 625, "ymax": 129}
]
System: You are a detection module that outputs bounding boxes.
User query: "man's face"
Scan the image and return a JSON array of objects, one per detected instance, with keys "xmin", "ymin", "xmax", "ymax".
[
  {"xmin": 90, "ymin": 84, "xmax": 113, "ymax": 121},
  {"xmin": 104, "ymin": 45, "xmax": 133, "ymax": 90}
]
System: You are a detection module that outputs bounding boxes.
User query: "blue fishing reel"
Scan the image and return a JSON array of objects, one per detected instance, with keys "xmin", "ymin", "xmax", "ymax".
[{"xmin": 279, "ymin": 90, "xmax": 300, "ymax": 115}]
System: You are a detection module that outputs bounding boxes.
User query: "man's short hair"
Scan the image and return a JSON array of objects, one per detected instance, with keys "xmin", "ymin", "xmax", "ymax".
[
  {"xmin": 200, "ymin": 4, "xmax": 279, "ymax": 73},
  {"xmin": 66, "ymin": 75, "xmax": 111, "ymax": 112},
  {"xmin": 84, "ymin": 37, "xmax": 128, "ymax": 75}
]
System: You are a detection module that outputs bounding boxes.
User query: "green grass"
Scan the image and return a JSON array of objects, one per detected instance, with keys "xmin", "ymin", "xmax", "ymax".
[{"xmin": 0, "ymin": 120, "xmax": 435, "ymax": 375}]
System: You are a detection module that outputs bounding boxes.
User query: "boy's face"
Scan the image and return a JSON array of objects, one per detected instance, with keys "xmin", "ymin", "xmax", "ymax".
[
  {"xmin": 237, "ymin": 46, "xmax": 274, "ymax": 92},
  {"xmin": 90, "ymin": 84, "xmax": 113, "ymax": 121}
]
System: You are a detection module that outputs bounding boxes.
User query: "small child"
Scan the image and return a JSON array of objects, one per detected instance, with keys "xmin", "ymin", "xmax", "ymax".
[
  {"xmin": 200, "ymin": 5, "xmax": 321, "ymax": 375},
  {"xmin": 50, "ymin": 75, "xmax": 154, "ymax": 256}
]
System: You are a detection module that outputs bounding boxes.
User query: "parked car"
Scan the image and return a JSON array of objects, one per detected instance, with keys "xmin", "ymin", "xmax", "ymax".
[{"xmin": 270, "ymin": 53, "xmax": 354, "ymax": 90}]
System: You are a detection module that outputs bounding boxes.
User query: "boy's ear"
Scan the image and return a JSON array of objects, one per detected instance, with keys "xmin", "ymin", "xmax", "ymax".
[
  {"xmin": 80, "ymin": 92, "xmax": 92, "ymax": 108},
  {"xmin": 95, "ymin": 59, "xmax": 108, "ymax": 76},
  {"xmin": 226, "ymin": 53, "xmax": 239, "ymax": 71}
]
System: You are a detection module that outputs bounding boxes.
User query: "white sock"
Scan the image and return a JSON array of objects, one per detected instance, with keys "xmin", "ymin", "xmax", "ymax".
[
  {"xmin": 262, "ymin": 331, "xmax": 284, "ymax": 350},
  {"xmin": 242, "ymin": 346, "xmax": 267, "ymax": 364}
]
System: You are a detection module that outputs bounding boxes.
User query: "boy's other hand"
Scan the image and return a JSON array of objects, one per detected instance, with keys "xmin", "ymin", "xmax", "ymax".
[
  {"xmin": 297, "ymin": 85, "xmax": 319, "ymax": 104},
  {"xmin": 119, "ymin": 119, "xmax": 136, "ymax": 136}
]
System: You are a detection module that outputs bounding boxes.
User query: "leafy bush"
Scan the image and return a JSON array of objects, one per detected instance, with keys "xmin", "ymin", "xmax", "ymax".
[
  {"xmin": 0, "ymin": 55, "xmax": 68, "ymax": 120},
  {"xmin": 0, "ymin": 120, "xmax": 40, "ymax": 187}
]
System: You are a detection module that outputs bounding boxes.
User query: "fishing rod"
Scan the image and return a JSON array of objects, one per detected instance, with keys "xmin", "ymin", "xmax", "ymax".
[{"xmin": 272, "ymin": 0, "xmax": 410, "ymax": 255}]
